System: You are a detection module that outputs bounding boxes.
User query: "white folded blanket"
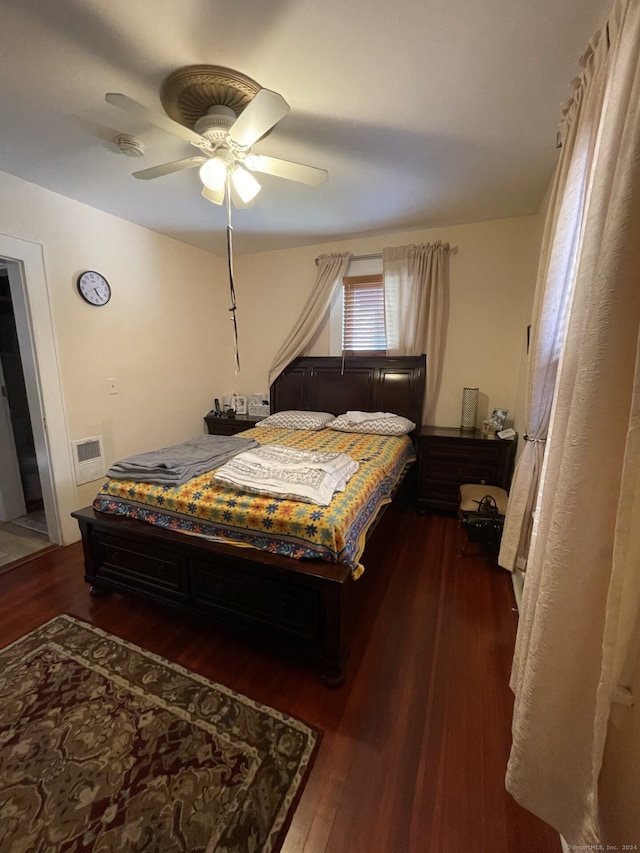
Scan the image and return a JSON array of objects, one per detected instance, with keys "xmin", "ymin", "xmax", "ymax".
[
  {"xmin": 346, "ymin": 410, "xmax": 395, "ymax": 423},
  {"xmin": 213, "ymin": 444, "xmax": 359, "ymax": 506}
]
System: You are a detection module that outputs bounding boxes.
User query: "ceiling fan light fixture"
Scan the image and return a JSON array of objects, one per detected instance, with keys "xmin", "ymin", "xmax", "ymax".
[
  {"xmin": 201, "ymin": 185, "xmax": 225, "ymax": 206},
  {"xmin": 199, "ymin": 157, "xmax": 228, "ymax": 191},
  {"xmin": 231, "ymin": 166, "xmax": 261, "ymax": 203}
]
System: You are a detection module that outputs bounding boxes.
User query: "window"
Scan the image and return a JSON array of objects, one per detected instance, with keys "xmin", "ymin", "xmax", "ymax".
[{"xmin": 342, "ymin": 274, "xmax": 386, "ymax": 352}]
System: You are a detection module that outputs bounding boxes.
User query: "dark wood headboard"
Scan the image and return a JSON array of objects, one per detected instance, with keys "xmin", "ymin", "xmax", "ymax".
[{"xmin": 270, "ymin": 355, "xmax": 426, "ymax": 427}]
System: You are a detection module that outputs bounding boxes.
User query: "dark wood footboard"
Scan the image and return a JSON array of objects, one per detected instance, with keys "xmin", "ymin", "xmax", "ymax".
[{"xmin": 72, "ymin": 507, "xmax": 354, "ymax": 685}]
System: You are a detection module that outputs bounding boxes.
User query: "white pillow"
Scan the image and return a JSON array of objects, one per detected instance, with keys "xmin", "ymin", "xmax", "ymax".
[
  {"xmin": 259, "ymin": 410, "xmax": 335, "ymax": 430},
  {"xmin": 327, "ymin": 412, "xmax": 416, "ymax": 435}
]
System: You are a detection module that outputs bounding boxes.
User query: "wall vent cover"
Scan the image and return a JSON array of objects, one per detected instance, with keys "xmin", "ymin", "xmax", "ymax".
[{"xmin": 71, "ymin": 436, "xmax": 105, "ymax": 485}]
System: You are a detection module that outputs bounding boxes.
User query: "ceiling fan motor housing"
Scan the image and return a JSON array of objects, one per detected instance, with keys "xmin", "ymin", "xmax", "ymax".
[
  {"xmin": 160, "ymin": 65, "xmax": 261, "ymax": 130},
  {"xmin": 194, "ymin": 105, "xmax": 237, "ymax": 143}
]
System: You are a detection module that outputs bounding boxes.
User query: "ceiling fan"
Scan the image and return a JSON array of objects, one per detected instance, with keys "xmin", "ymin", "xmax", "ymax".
[{"xmin": 106, "ymin": 65, "xmax": 328, "ymax": 207}]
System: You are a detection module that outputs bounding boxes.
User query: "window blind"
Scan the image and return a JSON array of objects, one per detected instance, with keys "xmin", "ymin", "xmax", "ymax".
[{"xmin": 342, "ymin": 274, "xmax": 386, "ymax": 352}]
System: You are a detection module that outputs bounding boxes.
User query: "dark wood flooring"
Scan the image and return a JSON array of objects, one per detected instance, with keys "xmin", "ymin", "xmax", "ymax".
[{"xmin": 0, "ymin": 502, "xmax": 560, "ymax": 853}]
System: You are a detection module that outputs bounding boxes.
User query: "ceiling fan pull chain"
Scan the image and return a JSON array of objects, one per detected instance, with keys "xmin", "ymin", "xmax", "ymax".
[{"xmin": 226, "ymin": 182, "xmax": 241, "ymax": 378}]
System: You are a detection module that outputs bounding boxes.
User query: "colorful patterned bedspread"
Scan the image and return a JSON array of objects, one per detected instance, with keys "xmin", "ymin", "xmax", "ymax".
[{"xmin": 93, "ymin": 426, "xmax": 415, "ymax": 576}]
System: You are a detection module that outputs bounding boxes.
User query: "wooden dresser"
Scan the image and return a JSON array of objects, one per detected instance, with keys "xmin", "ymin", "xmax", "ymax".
[
  {"xmin": 417, "ymin": 426, "xmax": 517, "ymax": 514},
  {"xmin": 204, "ymin": 413, "xmax": 265, "ymax": 436}
]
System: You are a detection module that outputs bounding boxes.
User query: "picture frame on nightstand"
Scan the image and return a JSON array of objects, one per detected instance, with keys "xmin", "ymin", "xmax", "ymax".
[
  {"xmin": 491, "ymin": 408, "xmax": 508, "ymax": 429},
  {"xmin": 248, "ymin": 398, "xmax": 270, "ymax": 417},
  {"xmin": 232, "ymin": 395, "xmax": 247, "ymax": 415}
]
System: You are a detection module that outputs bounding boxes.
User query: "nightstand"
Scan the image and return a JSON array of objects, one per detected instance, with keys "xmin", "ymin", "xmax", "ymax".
[
  {"xmin": 417, "ymin": 426, "xmax": 517, "ymax": 514},
  {"xmin": 204, "ymin": 413, "xmax": 265, "ymax": 436}
]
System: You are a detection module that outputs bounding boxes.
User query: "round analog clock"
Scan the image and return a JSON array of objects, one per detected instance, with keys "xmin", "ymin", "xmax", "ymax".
[{"xmin": 76, "ymin": 270, "xmax": 111, "ymax": 306}]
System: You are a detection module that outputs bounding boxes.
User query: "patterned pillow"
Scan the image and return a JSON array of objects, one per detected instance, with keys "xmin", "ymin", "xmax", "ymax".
[
  {"xmin": 327, "ymin": 412, "xmax": 416, "ymax": 435},
  {"xmin": 259, "ymin": 410, "xmax": 335, "ymax": 430}
]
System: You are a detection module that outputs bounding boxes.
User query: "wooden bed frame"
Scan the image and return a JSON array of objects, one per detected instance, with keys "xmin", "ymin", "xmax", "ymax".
[{"xmin": 72, "ymin": 355, "xmax": 426, "ymax": 684}]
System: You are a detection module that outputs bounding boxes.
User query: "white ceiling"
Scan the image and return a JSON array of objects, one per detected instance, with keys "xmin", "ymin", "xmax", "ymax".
[{"xmin": 0, "ymin": 0, "xmax": 611, "ymax": 256}]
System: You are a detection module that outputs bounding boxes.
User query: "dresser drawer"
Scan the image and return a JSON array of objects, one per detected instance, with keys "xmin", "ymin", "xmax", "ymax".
[
  {"xmin": 91, "ymin": 532, "xmax": 190, "ymax": 604},
  {"xmin": 426, "ymin": 441, "xmax": 501, "ymax": 466},
  {"xmin": 424, "ymin": 440, "xmax": 502, "ymax": 480},
  {"xmin": 192, "ymin": 559, "xmax": 320, "ymax": 645},
  {"xmin": 205, "ymin": 421, "xmax": 250, "ymax": 436},
  {"xmin": 204, "ymin": 414, "xmax": 264, "ymax": 435},
  {"xmin": 426, "ymin": 461, "xmax": 500, "ymax": 483},
  {"xmin": 417, "ymin": 427, "xmax": 517, "ymax": 513},
  {"xmin": 423, "ymin": 479, "xmax": 461, "ymax": 509}
]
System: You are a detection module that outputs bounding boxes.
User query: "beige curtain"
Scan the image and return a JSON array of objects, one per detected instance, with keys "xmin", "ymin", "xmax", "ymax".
[
  {"xmin": 498, "ymin": 27, "xmax": 610, "ymax": 572},
  {"xmin": 383, "ymin": 241, "xmax": 450, "ymax": 422},
  {"xmin": 506, "ymin": 0, "xmax": 640, "ymax": 844},
  {"xmin": 268, "ymin": 252, "xmax": 351, "ymax": 386}
]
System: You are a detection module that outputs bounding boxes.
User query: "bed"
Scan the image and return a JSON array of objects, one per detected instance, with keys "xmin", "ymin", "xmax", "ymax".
[{"xmin": 72, "ymin": 355, "xmax": 426, "ymax": 684}]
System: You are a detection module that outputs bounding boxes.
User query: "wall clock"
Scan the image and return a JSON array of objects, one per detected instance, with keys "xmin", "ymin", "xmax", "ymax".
[{"xmin": 76, "ymin": 270, "xmax": 111, "ymax": 306}]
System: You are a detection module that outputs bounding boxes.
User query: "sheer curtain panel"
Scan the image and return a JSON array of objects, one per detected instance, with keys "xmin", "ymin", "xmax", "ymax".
[
  {"xmin": 506, "ymin": 0, "xmax": 640, "ymax": 844},
  {"xmin": 498, "ymin": 26, "xmax": 609, "ymax": 573},
  {"xmin": 268, "ymin": 252, "xmax": 351, "ymax": 386},
  {"xmin": 383, "ymin": 241, "xmax": 450, "ymax": 423}
]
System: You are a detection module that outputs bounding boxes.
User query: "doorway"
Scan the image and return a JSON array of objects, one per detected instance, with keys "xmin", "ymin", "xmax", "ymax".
[
  {"xmin": 0, "ymin": 235, "xmax": 77, "ymax": 549},
  {"xmin": 0, "ymin": 267, "xmax": 46, "ymax": 527},
  {"xmin": 0, "ymin": 235, "xmax": 77, "ymax": 550},
  {"xmin": 0, "ymin": 263, "xmax": 52, "ymax": 567}
]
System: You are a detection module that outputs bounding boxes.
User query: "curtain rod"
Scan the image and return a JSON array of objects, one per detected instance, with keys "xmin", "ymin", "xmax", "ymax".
[
  {"xmin": 315, "ymin": 252, "xmax": 381, "ymax": 266},
  {"xmin": 314, "ymin": 244, "xmax": 456, "ymax": 265}
]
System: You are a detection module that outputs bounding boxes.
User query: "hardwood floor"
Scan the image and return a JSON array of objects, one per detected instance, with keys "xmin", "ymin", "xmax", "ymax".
[{"xmin": 0, "ymin": 501, "xmax": 561, "ymax": 853}]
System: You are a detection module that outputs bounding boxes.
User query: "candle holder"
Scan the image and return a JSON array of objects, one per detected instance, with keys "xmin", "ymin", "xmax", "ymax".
[{"xmin": 460, "ymin": 387, "xmax": 479, "ymax": 431}]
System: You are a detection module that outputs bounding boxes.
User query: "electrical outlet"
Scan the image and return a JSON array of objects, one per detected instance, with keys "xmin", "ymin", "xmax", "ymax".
[{"xmin": 107, "ymin": 378, "xmax": 118, "ymax": 395}]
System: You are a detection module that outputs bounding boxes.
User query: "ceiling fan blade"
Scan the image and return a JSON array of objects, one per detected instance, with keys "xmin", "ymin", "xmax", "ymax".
[
  {"xmin": 106, "ymin": 93, "xmax": 206, "ymax": 146},
  {"xmin": 245, "ymin": 153, "xmax": 328, "ymax": 186},
  {"xmin": 202, "ymin": 185, "xmax": 225, "ymax": 206},
  {"xmin": 228, "ymin": 88, "xmax": 290, "ymax": 148},
  {"xmin": 132, "ymin": 156, "xmax": 207, "ymax": 180}
]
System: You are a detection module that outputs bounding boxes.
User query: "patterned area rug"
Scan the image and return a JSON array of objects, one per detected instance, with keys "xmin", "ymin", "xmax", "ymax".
[{"xmin": 0, "ymin": 615, "xmax": 320, "ymax": 852}]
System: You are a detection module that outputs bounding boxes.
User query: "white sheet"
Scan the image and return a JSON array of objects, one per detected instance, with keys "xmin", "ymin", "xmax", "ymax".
[{"xmin": 212, "ymin": 444, "xmax": 359, "ymax": 506}]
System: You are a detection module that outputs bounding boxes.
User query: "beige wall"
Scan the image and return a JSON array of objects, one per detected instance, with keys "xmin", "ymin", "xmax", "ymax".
[
  {"xmin": 235, "ymin": 215, "xmax": 541, "ymax": 431},
  {"xmin": 0, "ymin": 169, "xmax": 544, "ymax": 546},
  {"xmin": 0, "ymin": 170, "xmax": 229, "ymax": 543}
]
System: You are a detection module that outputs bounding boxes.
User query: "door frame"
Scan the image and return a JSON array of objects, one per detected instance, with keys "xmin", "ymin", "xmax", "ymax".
[
  {"xmin": 0, "ymin": 234, "xmax": 76, "ymax": 545},
  {"xmin": 0, "ymin": 353, "xmax": 26, "ymax": 521}
]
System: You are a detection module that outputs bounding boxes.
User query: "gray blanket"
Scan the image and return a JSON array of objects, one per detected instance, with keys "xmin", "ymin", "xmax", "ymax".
[{"xmin": 106, "ymin": 434, "xmax": 258, "ymax": 485}]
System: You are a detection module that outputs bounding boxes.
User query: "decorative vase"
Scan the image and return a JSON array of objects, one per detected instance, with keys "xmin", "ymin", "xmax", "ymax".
[{"xmin": 461, "ymin": 387, "xmax": 479, "ymax": 430}]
